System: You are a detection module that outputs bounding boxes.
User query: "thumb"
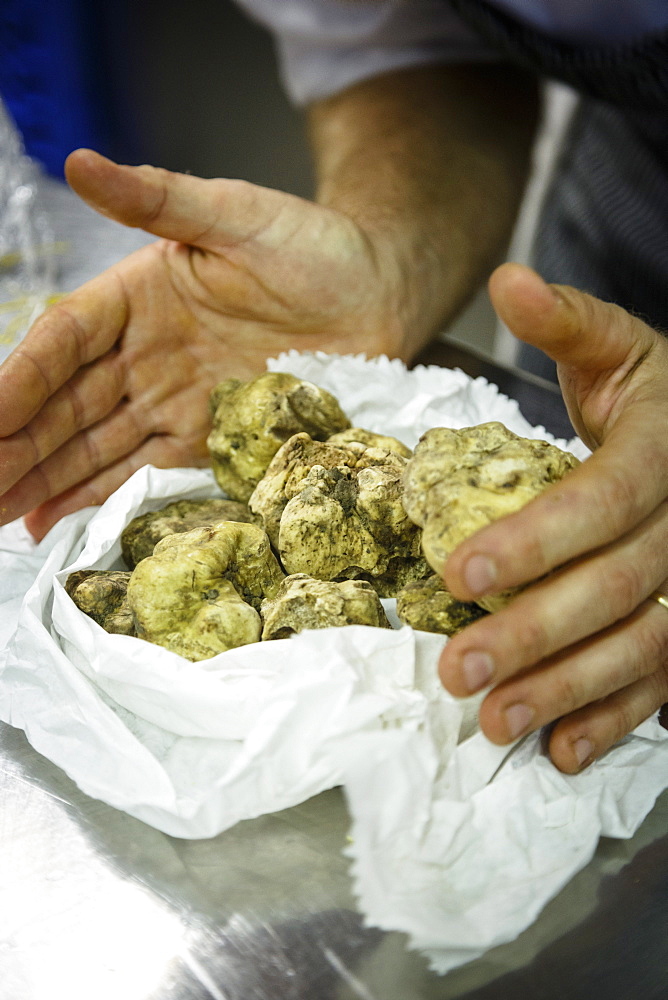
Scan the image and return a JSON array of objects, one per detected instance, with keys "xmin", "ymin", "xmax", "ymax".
[
  {"xmin": 488, "ymin": 262, "xmax": 656, "ymax": 373},
  {"xmin": 64, "ymin": 148, "xmax": 288, "ymax": 250}
]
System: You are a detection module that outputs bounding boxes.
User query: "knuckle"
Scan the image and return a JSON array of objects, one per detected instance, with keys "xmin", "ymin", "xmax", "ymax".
[
  {"xmin": 591, "ymin": 465, "xmax": 644, "ymax": 536},
  {"xmin": 606, "ymin": 699, "xmax": 638, "ymax": 746},
  {"xmin": 551, "ymin": 670, "xmax": 585, "ymax": 717},
  {"xmin": 558, "ymin": 284, "xmax": 637, "ymax": 348},
  {"xmin": 489, "ymin": 518, "xmax": 554, "ymax": 585},
  {"xmin": 81, "ymin": 482, "xmax": 106, "ymax": 508},
  {"xmin": 500, "ymin": 481, "xmax": 592, "ymax": 582},
  {"xmin": 83, "ymin": 432, "xmax": 102, "ymax": 475},
  {"xmin": 637, "ymin": 613, "xmax": 668, "ymax": 669},
  {"xmin": 65, "ymin": 382, "xmax": 85, "ymax": 434},
  {"xmin": 511, "ymin": 611, "xmax": 549, "ymax": 665},
  {"xmin": 137, "ymin": 166, "xmax": 170, "ymax": 223},
  {"xmin": 519, "ymin": 531, "xmax": 553, "ymax": 580},
  {"xmin": 601, "ymin": 564, "xmax": 646, "ymax": 619}
]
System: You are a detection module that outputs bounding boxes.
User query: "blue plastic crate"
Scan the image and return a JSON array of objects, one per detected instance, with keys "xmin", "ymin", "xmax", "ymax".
[{"xmin": 0, "ymin": 0, "xmax": 135, "ymax": 177}]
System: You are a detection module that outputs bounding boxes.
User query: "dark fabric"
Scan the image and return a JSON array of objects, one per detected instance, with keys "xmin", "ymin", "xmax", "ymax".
[
  {"xmin": 447, "ymin": 0, "xmax": 668, "ymax": 111},
  {"xmin": 0, "ymin": 0, "xmax": 140, "ymax": 178},
  {"xmin": 520, "ymin": 93, "xmax": 668, "ymax": 381},
  {"xmin": 445, "ymin": 0, "xmax": 668, "ymax": 380}
]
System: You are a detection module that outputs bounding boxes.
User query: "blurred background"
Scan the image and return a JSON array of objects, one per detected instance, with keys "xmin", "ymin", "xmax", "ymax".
[
  {"xmin": 1, "ymin": 0, "xmax": 575, "ymax": 363},
  {"xmin": 1, "ymin": 2, "xmax": 313, "ymax": 193}
]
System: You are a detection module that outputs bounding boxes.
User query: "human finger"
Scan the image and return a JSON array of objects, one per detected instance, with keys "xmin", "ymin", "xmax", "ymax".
[
  {"xmin": 0, "ymin": 350, "xmax": 125, "ymax": 500},
  {"xmin": 488, "ymin": 262, "xmax": 659, "ymax": 405},
  {"xmin": 22, "ymin": 424, "xmax": 210, "ymax": 542},
  {"xmin": 443, "ymin": 269, "xmax": 668, "ymax": 604},
  {"xmin": 442, "ymin": 417, "xmax": 668, "ymax": 603},
  {"xmin": 0, "ymin": 395, "xmax": 156, "ymax": 526},
  {"xmin": 65, "ymin": 149, "xmax": 294, "ymax": 251},
  {"xmin": 439, "ymin": 498, "xmax": 668, "ymax": 697},
  {"xmin": 547, "ymin": 659, "xmax": 668, "ymax": 774},
  {"xmin": 475, "ymin": 595, "xmax": 668, "ymax": 757},
  {"xmin": 0, "ymin": 269, "xmax": 128, "ymax": 437}
]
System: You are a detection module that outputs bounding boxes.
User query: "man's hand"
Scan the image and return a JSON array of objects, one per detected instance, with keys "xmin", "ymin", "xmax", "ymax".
[
  {"xmin": 439, "ymin": 263, "xmax": 668, "ymax": 772},
  {"xmin": 0, "ymin": 149, "xmax": 408, "ymax": 540}
]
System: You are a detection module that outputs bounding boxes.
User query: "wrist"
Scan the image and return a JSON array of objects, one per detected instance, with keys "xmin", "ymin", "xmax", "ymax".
[
  {"xmin": 315, "ymin": 190, "xmax": 458, "ymax": 364},
  {"xmin": 308, "ymin": 64, "xmax": 540, "ymax": 361}
]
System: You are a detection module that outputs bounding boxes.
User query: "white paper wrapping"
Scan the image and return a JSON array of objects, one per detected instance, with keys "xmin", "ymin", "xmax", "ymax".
[{"xmin": 1, "ymin": 353, "xmax": 665, "ymax": 975}]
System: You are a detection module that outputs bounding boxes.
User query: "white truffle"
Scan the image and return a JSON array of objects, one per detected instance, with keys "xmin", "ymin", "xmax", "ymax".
[
  {"xmin": 402, "ymin": 422, "xmax": 580, "ymax": 611},
  {"xmin": 206, "ymin": 372, "xmax": 350, "ymax": 502},
  {"xmin": 121, "ymin": 497, "xmax": 258, "ymax": 568},
  {"xmin": 127, "ymin": 520, "xmax": 284, "ymax": 660},
  {"xmin": 65, "ymin": 570, "xmax": 135, "ymax": 636},
  {"xmin": 327, "ymin": 427, "xmax": 412, "ymax": 459},
  {"xmin": 249, "ymin": 431, "xmax": 407, "ymax": 548},
  {"xmin": 396, "ymin": 574, "xmax": 488, "ymax": 635},
  {"xmin": 261, "ymin": 574, "xmax": 391, "ymax": 639},
  {"xmin": 277, "ymin": 463, "xmax": 429, "ymax": 597}
]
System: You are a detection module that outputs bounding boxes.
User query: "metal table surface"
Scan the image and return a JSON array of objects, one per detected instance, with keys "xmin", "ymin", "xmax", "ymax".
[
  {"xmin": 1, "ymin": 179, "xmax": 666, "ymax": 999},
  {"xmin": 1, "ymin": 699, "xmax": 666, "ymax": 1000}
]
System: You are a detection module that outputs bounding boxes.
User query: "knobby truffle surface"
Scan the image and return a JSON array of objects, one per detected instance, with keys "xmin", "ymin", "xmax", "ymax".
[
  {"xmin": 278, "ymin": 462, "xmax": 429, "ymax": 596},
  {"xmin": 327, "ymin": 427, "xmax": 412, "ymax": 459},
  {"xmin": 396, "ymin": 574, "xmax": 488, "ymax": 635},
  {"xmin": 402, "ymin": 422, "xmax": 580, "ymax": 611},
  {"xmin": 126, "ymin": 520, "xmax": 285, "ymax": 660},
  {"xmin": 121, "ymin": 497, "xmax": 258, "ymax": 568},
  {"xmin": 206, "ymin": 372, "xmax": 350, "ymax": 502},
  {"xmin": 249, "ymin": 432, "xmax": 407, "ymax": 548},
  {"xmin": 261, "ymin": 573, "xmax": 391, "ymax": 640},
  {"xmin": 65, "ymin": 570, "xmax": 135, "ymax": 635}
]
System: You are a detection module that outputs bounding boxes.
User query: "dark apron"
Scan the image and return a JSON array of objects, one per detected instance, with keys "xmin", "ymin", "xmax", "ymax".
[{"xmin": 447, "ymin": 0, "xmax": 668, "ymax": 379}]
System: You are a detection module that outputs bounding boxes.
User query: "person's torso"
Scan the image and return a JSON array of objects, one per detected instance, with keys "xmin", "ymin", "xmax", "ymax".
[
  {"xmin": 485, "ymin": 0, "xmax": 668, "ymax": 44},
  {"xmin": 448, "ymin": 0, "xmax": 668, "ymax": 111}
]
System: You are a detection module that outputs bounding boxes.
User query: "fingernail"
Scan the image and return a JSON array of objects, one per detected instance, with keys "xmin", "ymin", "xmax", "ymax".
[
  {"xmin": 464, "ymin": 554, "xmax": 497, "ymax": 595},
  {"xmin": 505, "ymin": 702, "xmax": 535, "ymax": 740},
  {"xmin": 462, "ymin": 651, "xmax": 494, "ymax": 692},
  {"xmin": 574, "ymin": 737, "xmax": 594, "ymax": 769}
]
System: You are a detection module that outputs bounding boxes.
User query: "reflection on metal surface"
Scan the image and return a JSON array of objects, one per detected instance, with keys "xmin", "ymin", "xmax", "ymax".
[
  {"xmin": 324, "ymin": 946, "xmax": 380, "ymax": 1000},
  {"xmin": 1, "ymin": 719, "xmax": 667, "ymax": 999},
  {"xmin": 0, "ymin": 738, "xmax": 185, "ymax": 1000}
]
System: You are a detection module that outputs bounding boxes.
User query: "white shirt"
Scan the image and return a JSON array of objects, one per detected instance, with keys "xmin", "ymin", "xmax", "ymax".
[{"xmin": 234, "ymin": 0, "xmax": 668, "ymax": 105}]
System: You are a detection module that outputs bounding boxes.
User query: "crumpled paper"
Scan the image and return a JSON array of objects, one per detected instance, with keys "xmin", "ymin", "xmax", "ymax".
[
  {"xmin": 1, "ymin": 353, "xmax": 666, "ymax": 975},
  {"xmin": 0, "ymin": 464, "xmax": 470, "ymax": 836}
]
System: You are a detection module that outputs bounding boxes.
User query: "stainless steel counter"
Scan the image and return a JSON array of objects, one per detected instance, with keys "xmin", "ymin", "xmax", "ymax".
[
  {"xmin": 0, "ymin": 719, "xmax": 666, "ymax": 1000},
  {"xmin": 1, "ymin": 179, "xmax": 666, "ymax": 999}
]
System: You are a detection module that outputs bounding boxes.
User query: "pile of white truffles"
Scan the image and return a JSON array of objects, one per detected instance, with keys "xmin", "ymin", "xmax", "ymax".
[{"xmin": 66, "ymin": 373, "xmax": 579, "ymax": 660}]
